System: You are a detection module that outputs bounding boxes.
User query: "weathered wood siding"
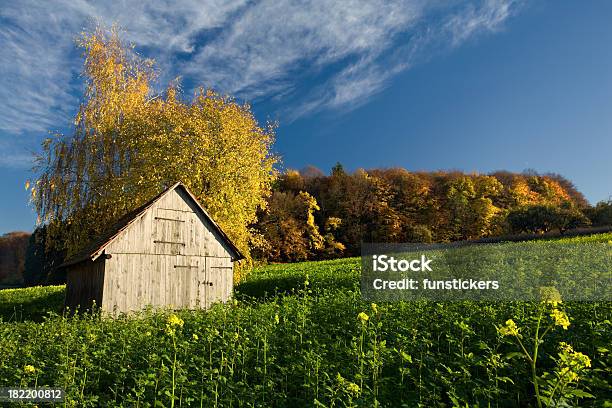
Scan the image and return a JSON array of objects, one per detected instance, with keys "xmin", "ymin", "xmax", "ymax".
[
  {"xmin": 101, "ymin": 188, "xmax": 234, "ymax": 314},
  {"xmin": 64, "ymin": 259, "xmax": 105, "ymax": 312}
]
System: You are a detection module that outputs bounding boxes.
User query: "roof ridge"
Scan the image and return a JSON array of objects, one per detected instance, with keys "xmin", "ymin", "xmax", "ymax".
[{"xmin": 59, "ymin": 182, "xmax": 243, "ymax": 268}]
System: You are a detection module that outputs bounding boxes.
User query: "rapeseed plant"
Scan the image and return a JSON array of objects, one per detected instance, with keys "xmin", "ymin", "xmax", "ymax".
[
  {"xmin": 497, "ymin": 294, "xmax": 593, "ymax": 407},
  {"xmin": 357, "ymin": 312, "xmax": 369, "ymax": 324},
  {"xmin": 1, "ymin": 241, "xmax": 610, "ymax": 406}
]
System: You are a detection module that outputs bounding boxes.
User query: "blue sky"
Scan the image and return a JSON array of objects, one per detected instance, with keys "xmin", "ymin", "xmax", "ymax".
[{"xmin": 1, "ymin": 0, "xmax": 611, "ymax": 234}]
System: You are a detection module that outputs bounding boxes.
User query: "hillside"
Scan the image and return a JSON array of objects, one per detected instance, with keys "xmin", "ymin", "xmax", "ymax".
[{"xmin": 0, "ymin": 234, "xmax": 610, "ymax": 406}]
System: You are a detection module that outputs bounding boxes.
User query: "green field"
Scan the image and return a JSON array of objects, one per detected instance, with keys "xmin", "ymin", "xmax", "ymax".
[{"xmin": 1, "ymin": 234, "xmax": 611, "ymax": 407}]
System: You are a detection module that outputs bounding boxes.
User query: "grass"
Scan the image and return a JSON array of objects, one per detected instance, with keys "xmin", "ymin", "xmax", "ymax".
[
  {"xmin": 0, "ymin": 233, "xmax": 610, "ymax": 407},
  {"xmin": 553, "ymin": 231, "xmax": 612, "ymax": 243},
  {"xmin": 0, "ymin": 285, "xmax": 65, "ymax": 322}
]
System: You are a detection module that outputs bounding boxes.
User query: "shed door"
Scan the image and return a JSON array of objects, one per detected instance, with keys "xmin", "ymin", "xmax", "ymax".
[
  {"xmin": 204, "ymin": 257, "xmax": 233, "ymax": 306},
  {"xmin": 170, "ymin": 256, "xmax": 199, "ymax": 309}
]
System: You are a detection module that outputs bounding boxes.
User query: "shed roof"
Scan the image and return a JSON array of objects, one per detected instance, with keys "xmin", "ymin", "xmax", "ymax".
[{"xmin": 60, "ymin": 182, "xmax": 244, "ymax": 268}]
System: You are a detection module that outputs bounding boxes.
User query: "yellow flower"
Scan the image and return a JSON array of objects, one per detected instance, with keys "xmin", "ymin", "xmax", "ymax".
[
  {"xmin": 192, "ymin": 333, "xmax": 199, "ymax": 341},
  {"xmin": 566, "ymin": 371, "xmax": 579, "ymax": 382},
  {"xmin": 371, "ymin": 303, "xmax": 378, "ymax": 314},
  {"xmin": 165, "ymin": 314, "xmax": 183, "ymax": 336},
  {"xmin": 575, "ymin": 351, "xmax": 591, "ymax": 368},
  {"xmin": 357, "ymin": 312, "xmax": 369, "ymax": 324},
  {"xmin": 557, "ymin": 342, "xmax": 591, "ymax": 382},
  {"xmin": 274, "ymin": 314, "xmax": 280, "ymax": 325},
  {"xmin": 498, "ymin": 319, "xmax": 520, "ymax": 337},
  {"xmin": 550, "ymin": 309, "xmax": 570, "ymax": 329},
  {"xmin": 167, "ymin": 314, "xmax": 184, "ymax": 328},
  {"xmin": 24, "ymin": 365, "xmax": 36, "ymax": 374},
  {"xmin": 345, "ymin": 381, "xmax": 360, "ymax": 396}
]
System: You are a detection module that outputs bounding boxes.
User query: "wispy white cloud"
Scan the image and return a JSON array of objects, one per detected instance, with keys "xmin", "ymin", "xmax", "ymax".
[
  {"xmin": 0, "ymin": 0, "xmax": 248, "ymax": 135},
  {"xmin": 0, "ymin": 152, "xmax": 33, "ymax": 169},
  {"xmin": 0, "ymin": 0, "xmax": 523, "ymax": 166},
  {"xmin": 185, "ymin": 0, "xmax": 423, "ymax": 98},
  {"xmin": 445, "ymin": 0, "xmax": 517, "ymax": 46},
  {"xmin": 0, "ymin": 139, "xmax": 34, "ymax": 168},
  {"xmin": 284, "ymin": 0, "xmax": 523, "ymax": 120}
]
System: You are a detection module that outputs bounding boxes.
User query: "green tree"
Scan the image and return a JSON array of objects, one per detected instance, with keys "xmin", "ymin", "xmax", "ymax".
[
  {"xmin": 331, "ymin": 162, "xmax": 345, "ymax": 176},
  {"xmin": 586, "ymin": 199, "xmax": 612, "ymax": 226},
  {"xmin": 438, "ymin": 174, "xmax": 502, "ymax": 241},
  {"xmin": 23, "ymin": 226, "xmax": 66, "ymax": 286},
  {"xmin": 554, "ymin": 202, "xmax": 591, "ymax": 233},
  {"xmin": 507, "ymin": 204, "xmax": 589, "ymax": 234}
]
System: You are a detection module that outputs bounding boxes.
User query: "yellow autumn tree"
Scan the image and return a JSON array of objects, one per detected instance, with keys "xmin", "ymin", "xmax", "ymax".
[{"xmin": 29, "ymin": 27, "xmax": 276, "ymax": 280}]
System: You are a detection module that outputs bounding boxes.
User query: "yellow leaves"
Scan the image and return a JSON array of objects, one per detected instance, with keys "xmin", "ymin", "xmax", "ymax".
[
  {"xmin": 511, "ymin": 175, "xmax": 575, "ymax": 207},
  {"xmin": 32, "ymin": 26, "xmax": 276, "ymax": 275},
  {"xmin": 547, "ymin": 179, "xmax": 571, "ymax": 202}
]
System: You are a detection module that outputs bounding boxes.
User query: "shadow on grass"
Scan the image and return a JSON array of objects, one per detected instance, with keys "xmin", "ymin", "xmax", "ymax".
[{"xmin": 0, "ymin": 286, "xmax": 65, "ymax": 322}]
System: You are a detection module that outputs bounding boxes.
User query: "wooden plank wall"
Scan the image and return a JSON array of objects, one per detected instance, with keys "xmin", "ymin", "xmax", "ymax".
[
  {"xmin": 102, "ymin": 188, "xmax": 234, "ymax": 314},
  {"xmin": 64, "ymin": 260, "xmax": 105, "ymax": 312},
  {"xmin": 105, "ymin": 188, "xmax": 234, "ymax": 258},
  {"xmin": 103, "ymin": 255, "xmax": 233, "ymax": 313}
]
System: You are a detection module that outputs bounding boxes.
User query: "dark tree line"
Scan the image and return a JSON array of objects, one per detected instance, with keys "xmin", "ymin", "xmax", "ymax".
[
  {"xmin": 0, "ymin": 227, "xmax": 64, "ymax": 287},
  {"xmin": 0, "ymin": 232, "xmax": 29, "ymax": 286}
]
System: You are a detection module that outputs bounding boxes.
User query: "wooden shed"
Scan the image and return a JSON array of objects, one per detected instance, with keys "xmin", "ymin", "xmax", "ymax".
[{"xmin": 60, "ymin": 182, "xmax": 243, "ymax": 315}]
